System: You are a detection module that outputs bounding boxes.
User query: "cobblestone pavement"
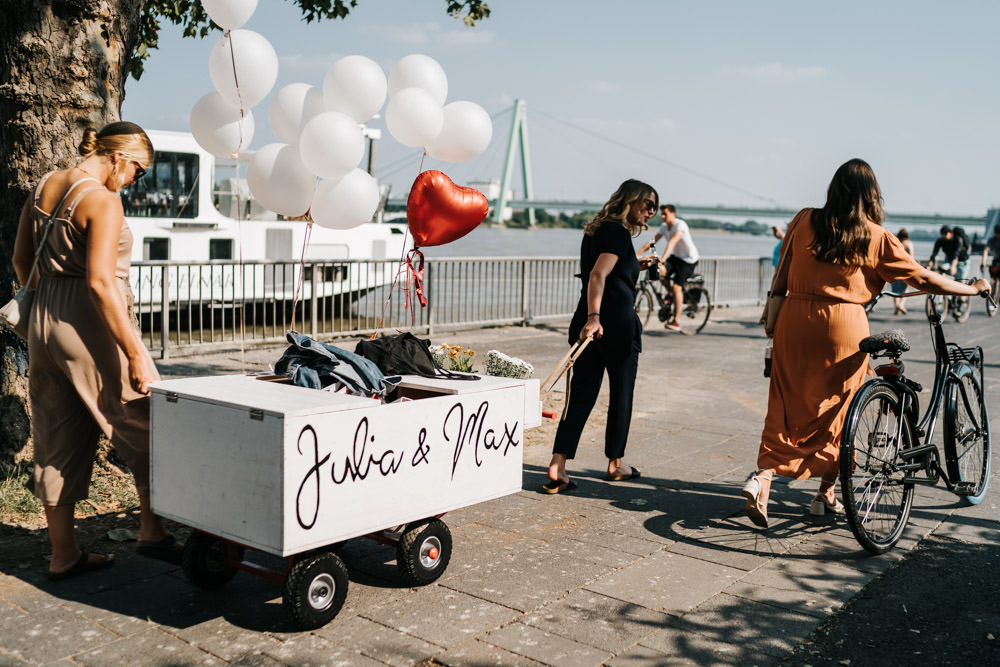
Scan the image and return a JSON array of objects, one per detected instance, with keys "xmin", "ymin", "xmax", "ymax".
[{"xmin": 2, "ymin": 303, "xmax": 998, "ymax": 665}]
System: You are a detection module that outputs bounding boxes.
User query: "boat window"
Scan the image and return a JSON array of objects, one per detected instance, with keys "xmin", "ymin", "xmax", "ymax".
[
  {"xmin": 123, "ymin": 150, "xmax": 199, "ymax": 219},
  {"xmin": 144, "ymin": 237, "xmax": 170, "ymax": 260},
  {"xmin": 209, "ymin": 238, "xmax": 234, "ymax": 260}
]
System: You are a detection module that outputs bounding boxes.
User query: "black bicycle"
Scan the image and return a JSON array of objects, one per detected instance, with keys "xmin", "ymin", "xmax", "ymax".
[
  {"xmin": 634, "ymin": 265, "xmax": 712, "ymax": 333},
  {"xmin": 839, "ymin": 288, "xmax": 993, "ymax": 554}
]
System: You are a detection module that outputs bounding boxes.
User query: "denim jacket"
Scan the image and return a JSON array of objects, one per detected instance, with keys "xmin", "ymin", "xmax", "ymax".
[{"xmin": 275, "ymin": 331, "xmax": 398, "ymax": 398}]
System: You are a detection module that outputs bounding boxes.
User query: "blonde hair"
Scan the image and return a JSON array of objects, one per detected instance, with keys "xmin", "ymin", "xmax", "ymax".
[
  {"xmin": 78, "ymin": 121, "xmax": 154, "ymax": 167},
  {"xmin": 584, "ymin": 179, "xmax": 658, "ymax": 237}
]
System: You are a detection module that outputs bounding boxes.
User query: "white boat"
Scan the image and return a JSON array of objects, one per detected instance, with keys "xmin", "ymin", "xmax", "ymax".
[{"xmin": 124, "ymin": 130, "xmax": 409, "ymax": 310}]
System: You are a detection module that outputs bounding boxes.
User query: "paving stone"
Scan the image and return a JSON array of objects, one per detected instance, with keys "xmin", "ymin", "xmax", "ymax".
[
  {"xmin": 314, "ymin": 615, "xmax": 441, "ymax": 665},
  {"xmin": 0, "ymin": 601, "xmax": 118, "ymax": 664},
  {"xmin": 73, "ymin": 626, "xmax": 223, "ymax": 665},
  {"xmin": 521, "ymin": 589, "xmax": 671, "ymax": 653},
  {"xmin": 658, "ymin": 592, "xmax": 820, "ymax": 658},
  {"xmin": 362, "ymin": 585, "xmax": 521, "ymax": 647},
  {"xmin": 435, "ymin": 637, "xmax": 546, "ymax": 666},
  {"xmin": 262, "ymin": 632, "xmax": 383, "ymax": 667},
  {"xmin": 442, "ymin": 542, "xmax": 614, "ymax": 612},
  {"xmin": 480, "ymin": 621, "xmax": 612, "ymax": 667},
  {"xmin": 634, "ymin": 623, "xmax": 780, "ymax": 666},
  {"xmin": 445, "ymin": 492, "xmax": 545, "ymax": 528},
  {"xmin": 723, "ymin": 581, "xmax": 850, "ymax": 619},
  {"xmin": 167, "ymin": 616, "xmax": 283, "ymax": 662},
  {"xmin": 540, "ymin": 536, "xmax": 644, "ymax": 569},
  {"xmin": 561, "ymin": 524, "xmax": 667, "ymax": 558},
  {"xmin": 586, "ymin": 550, "xmax": 744, "ymax": 615},
  {"xmin": 737, "ymin": 557, "xmax": 872, "ymax": 598}
]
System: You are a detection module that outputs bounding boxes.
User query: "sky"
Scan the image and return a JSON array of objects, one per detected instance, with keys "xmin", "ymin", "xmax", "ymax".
[{"xmin": 122, "ymin": 0, "xmax": 1000, "ymax": 218}]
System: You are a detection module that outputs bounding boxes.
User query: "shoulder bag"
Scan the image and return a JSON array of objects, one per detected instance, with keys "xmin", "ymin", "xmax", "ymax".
[{"xmin": 0, "ymin": 181, "xmax": 86, "ymax": 339}]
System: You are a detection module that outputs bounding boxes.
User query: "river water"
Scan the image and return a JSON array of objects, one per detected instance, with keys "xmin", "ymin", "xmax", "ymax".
[{"xmin": 421, "ymin": 226, "xmax": 936, "ymax": 260}]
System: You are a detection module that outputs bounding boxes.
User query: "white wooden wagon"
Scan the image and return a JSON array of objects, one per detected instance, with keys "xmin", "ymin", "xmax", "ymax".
[{"xmin": 150, "ymin": 373, "xmax": 541, "ymax": 629}]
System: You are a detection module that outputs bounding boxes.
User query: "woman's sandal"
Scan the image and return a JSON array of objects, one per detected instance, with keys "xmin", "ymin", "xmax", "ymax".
[
  {"xmin": 741, "ymin": 470, "xmax": 772, "ymax": 528},
  {"xmin": 809, "ymin": 496, "xmax": 846, "ymax": 516}
]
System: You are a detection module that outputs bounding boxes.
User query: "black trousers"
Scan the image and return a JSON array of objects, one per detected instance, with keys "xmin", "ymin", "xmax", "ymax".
[{"xmin": 552, "ymin": 337, "xmax": 640, "ymax": 460}]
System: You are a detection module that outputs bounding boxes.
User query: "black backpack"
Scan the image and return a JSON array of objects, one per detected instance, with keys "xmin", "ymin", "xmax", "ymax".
[{"xmin": 355, "ymin": 332, "xmax": 479, "ymax": 380}]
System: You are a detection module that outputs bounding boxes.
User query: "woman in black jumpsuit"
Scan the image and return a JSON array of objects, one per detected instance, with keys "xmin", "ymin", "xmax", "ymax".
[{"xmin": 543, "ymin": 179, "xmax": 659, "ymax": 493}]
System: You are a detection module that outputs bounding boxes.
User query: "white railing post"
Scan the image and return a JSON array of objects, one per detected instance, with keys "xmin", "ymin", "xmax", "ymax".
[{"xmin": 159, "ymin": 265, "xmax": 170, "ymax": 360}]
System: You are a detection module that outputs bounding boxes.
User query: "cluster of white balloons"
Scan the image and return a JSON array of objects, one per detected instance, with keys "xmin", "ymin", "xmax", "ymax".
[
  {"xmin": 386, "ymin": 55, "xmax": 493, "ymax": 163},
  {"xmin": 188, "ymin": 0, "xmax": 492, "ymax": 230}
]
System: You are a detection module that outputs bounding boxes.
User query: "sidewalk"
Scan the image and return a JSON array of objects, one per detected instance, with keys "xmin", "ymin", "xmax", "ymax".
[{"xmin": 1, "ymin": 304, "xmax": 997, "ymax": 665}]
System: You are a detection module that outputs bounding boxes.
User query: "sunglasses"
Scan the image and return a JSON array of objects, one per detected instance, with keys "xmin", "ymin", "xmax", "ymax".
[
  {"xmin": 133, "ymin": 162, "xmax": 147, "ymax": 181},
  {"xmin": 642, "ymin": 198, "xmax": 656, "ymax": 213}
]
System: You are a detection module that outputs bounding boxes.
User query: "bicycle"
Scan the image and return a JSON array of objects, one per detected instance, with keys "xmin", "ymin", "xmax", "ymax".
[
  {"xmin": 634, "ymin": 264, "xmax": 712, "ymax": 333},
  {"xmin": 924, "ymin": 260, "xmax": 971, "ymax": 323},
  {"xmin": 839, "ymin": 287, "xmax": 994, "ymax": 554}
]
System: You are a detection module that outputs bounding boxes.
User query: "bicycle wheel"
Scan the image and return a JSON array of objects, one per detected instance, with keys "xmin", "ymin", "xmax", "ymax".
[
  {"xmin": 943, "ymin": 361, "xmax": 992, "ymax": 504},
  {"xmin": 839, "ymin": 381, "xmax": 915, "ymax": 554},
  {"xmin": 987, "ymin": 279, "xmax": 999, "ymax": 317},
  {"xmin": 634, "ymin": 286, "xmax": 654, "ymax": 329},
  {"xmin": 681, "ymin": 286, "xmax": 712, "ymax": 333},
  {"xmin": 925, "ymin": 293, "xmax": 948, "ymax": 321},
  {"xmin": 952, "ymin": 296, "xmax": 971, "ymax": 323}
]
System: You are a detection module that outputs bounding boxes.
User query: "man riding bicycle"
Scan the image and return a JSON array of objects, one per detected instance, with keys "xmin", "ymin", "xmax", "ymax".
[
  {"xmin": 981, "ymin": 224, "xmax": 1000, "ymax": 280},
  {"xmin": 929, "ymin": 225, "xmax": 970, "ymax": 279},
  {"xmin": 653, "ymin": 204, "xmax": 699, "ymax": 332}
]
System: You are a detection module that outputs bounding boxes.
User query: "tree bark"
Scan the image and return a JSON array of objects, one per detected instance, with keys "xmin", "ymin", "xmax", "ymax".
[{"xmin": 0, "ymin": 0, "xmax": 143, "ymax": 468}]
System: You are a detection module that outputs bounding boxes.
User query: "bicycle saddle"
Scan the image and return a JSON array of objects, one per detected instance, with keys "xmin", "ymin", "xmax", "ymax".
[{"xmin": 859, "ymin": 330, "xmax": 910, "ymax": 355}]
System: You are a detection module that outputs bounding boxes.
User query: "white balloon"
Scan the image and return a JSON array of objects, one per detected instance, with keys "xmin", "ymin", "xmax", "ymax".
[
  {"xmin": 208, "ymin": 29, "xmax": 278, "ymax": 108},
  {"xmin": 298, "ymin": 111, "xmax": 366, "ymax": 180},
  {"xmin": 201, "ymin": 0, "xmax": 257, "ymax": 30},
  {"xmin": 388, "ymin": 54, "xmax": 448, "ymax": 105},
  {"xmin": 426, "ymin": 101, "xmax": 493, "ymax": 162},
  {"xmin": 246, "ymin": 143, "xmax": 315, "ymax": 217},
  {"xmin": 323, "ymin": 55, "xmax": 387, "ymax": 123},
  {"xmin": 311, "ymin": 169, "xmax": 380, "ymax": 230},
  {"xmin": 385, "ymin": 87, "xmax": 444, "ymax": 148},
  {"xmin": 189, "ymin": 92, "xmax": 255, "ymax": 158},
  {"xmin": 269, "ymin": 83, "xmax": 325, "ymax": 145}
]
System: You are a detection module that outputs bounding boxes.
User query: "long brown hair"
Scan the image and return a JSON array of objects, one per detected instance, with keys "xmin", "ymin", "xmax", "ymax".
[
  {"xmin": 809, "ymin": 158, "xmax": 884, "ymax": 266},
  {"xmin": 584, "ymin": 179, "xmax": 658, "ymax": 237}
]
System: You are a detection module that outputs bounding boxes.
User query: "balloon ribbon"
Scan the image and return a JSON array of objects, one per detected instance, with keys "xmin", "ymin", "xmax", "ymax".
[{"xmin": 404, "ymin": 248, "xmax": 428, "ymax": 321}]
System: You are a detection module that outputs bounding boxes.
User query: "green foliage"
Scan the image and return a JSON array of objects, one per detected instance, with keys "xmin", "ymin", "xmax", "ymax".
[{"xmin": 133, "ymin": 0, "xmax": 491, "ymax": 80}]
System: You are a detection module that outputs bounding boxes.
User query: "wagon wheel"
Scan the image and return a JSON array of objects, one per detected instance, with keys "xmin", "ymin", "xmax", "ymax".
[
  {"xmin": 283, "ymin": 551, "xmax": 349, "ymax": 630},
  {"xmin": 396, "ymin": 518, "xmax": 452, "ymax": 586},
  {"xmin": 181, "ymin": 531, "xmax": 242, "ymax": 589}
]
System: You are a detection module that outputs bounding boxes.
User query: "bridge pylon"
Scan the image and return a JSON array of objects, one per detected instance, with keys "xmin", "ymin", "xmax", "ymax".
[{"xmin": 495, "ymin": 99, "xmax": 535, "ymax": 225}]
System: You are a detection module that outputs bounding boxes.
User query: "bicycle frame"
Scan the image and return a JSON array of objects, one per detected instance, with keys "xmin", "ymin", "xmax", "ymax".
[{"xmin": 868, "ymin": 291, "xmax": 984, "ymax": 489}]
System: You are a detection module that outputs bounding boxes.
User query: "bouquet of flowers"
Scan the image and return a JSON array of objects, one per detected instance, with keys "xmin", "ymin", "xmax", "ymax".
[
  {"xmin": 484, "ymin": 350, "xmax": 534, "ymax": 379},
  {"xmin": 429, "ymin": 343, "xmax": 477, "ymax": 372}
]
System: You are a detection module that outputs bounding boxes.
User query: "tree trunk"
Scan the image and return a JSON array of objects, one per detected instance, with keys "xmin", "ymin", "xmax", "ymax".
[{"xmin": 0, "ymin": 0, "xmax": 143, "ymax": 469}]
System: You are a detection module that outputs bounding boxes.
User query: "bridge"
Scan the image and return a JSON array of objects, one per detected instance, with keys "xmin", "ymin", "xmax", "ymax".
[{"xmin": 384, "ymin": 99, "xmax": 997, "ymax": 233}]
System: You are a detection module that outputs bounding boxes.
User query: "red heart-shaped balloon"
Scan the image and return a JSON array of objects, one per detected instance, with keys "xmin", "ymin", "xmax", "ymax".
[{"xmin": 406, "ymin": 170, "xmax": 489, "ymax": 248}]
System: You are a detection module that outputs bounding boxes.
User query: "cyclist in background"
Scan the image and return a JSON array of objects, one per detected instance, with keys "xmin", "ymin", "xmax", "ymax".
[
  {"xmin": 929, "ymin": 225, "xmax": 969, "ymax": 280},
  {"xmin": 654, "ymin": 204, "xmax": 700, "ymax": 332},
  {"xmin": 981, "ymin": 224, "xmax": 1000, "ymax": 278}
]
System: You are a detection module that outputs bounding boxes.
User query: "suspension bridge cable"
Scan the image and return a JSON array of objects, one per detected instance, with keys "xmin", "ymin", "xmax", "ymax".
[{"xmin": 532, "ymin": 106, "xmax": 782, "ymax": 205}]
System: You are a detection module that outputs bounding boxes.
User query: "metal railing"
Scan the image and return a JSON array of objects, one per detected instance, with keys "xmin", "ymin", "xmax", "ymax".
[{"xmin": 131, "ymin": 256, "xmax": 771, "ymax": 358}]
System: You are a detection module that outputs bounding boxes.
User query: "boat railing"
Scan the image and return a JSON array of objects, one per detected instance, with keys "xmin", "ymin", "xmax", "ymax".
[{"xmin": 131, "ymin": 256, "xmax": 771, "ymax": 359}]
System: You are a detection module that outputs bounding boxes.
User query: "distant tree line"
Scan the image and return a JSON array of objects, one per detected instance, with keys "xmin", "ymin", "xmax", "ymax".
[{"xmin": 505, "ymin": 210, "xmax": 773, "ymax": 235}]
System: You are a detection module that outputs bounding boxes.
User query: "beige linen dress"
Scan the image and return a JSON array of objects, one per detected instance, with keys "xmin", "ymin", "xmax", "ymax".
[{"xmin": 27, "ymin": 172, "xmax": 152, "ymax": 505}]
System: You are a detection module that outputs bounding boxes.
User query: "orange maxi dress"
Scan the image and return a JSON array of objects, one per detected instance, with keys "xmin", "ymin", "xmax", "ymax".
[{"xmin": 757, "ymin": 209, "xmax": 923, "ymax": 479}]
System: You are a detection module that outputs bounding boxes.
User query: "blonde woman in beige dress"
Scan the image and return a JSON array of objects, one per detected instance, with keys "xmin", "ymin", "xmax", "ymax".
[{"xmin": 12, "ymin": 122, "xmax": 176, "ymax": 580}]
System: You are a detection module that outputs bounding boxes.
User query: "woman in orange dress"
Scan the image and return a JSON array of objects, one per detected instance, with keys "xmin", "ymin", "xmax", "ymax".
[{"xmin": 742, "ymin": 159, "xmax": 990, "ymax": 528}]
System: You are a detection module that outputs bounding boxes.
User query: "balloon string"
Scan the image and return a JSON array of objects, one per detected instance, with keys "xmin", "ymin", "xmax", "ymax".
[
  {"xmin": 226, "ymin": 29, "xmax": 247, "ymax": 158},
  {"xmin": 368, "ymin": 155, "xmax": 427, "ymax": 339},
  {"xmin": 288, "ymin": 221, "xmax": 314, "ymax": 332}
]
